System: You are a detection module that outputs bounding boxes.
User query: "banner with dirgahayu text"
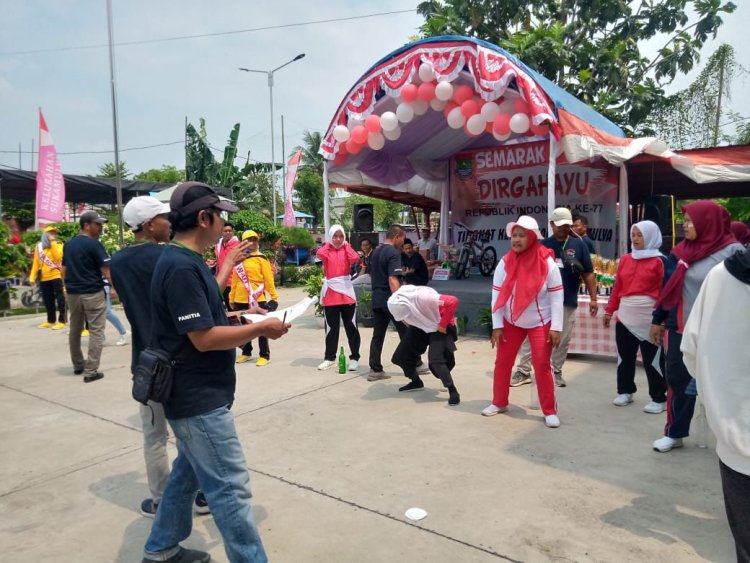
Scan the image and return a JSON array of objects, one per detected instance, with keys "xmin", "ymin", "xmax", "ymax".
[{"xmin": 450, "ymin": 141, "xmax": 619, "ymax": 258}]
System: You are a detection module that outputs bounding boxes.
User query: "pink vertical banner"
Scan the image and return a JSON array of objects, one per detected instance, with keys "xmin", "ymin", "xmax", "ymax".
[
  {"xmin": 35, "ymin": 109, "xmax": 66, "ymax": 228},
  {"xmin": 283, "ymin": 150, "xmax": 303, "ymax": 227}
]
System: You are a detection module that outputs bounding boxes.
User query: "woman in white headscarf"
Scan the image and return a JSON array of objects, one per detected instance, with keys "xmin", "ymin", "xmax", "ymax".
[
  {"xmin": 316, "ymin": 225, "xmax": 361, "ymax": 371},
  {"xmin": 603, "ymin": 220, "xmax": 667, "ymax": 413}
]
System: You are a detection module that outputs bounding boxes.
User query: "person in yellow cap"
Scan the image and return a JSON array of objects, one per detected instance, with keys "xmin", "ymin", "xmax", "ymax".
[
  {"xmin": 30, "ymin": 225, "xmax": 66, "ymax": 329},
  {"xmin": 230, "ymin": 230, "xmax": 279, "ymax": 366}
]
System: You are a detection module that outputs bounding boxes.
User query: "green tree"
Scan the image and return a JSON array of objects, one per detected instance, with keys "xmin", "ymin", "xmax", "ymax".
[
  {"xmin": 417, "ymin": 0, "xmax": 737, "ymax": 133},
  {"xmin": 230, "ymin": 209, "xmax": 283, "ymax": 244},
  {"xmin": 134, "ymin": 165, "xmax": 185, "ymax": 183},
  {"xmin": 233, "ymin": 163, "xmax": 282, "ymax": 214},
  {"xmin": 97, "ymin": 161, "xmax": 130, "ymax": 179},
  {"xmin": 341, "ymin": 194, "xmax": 404, "ymax": 231},
  {"xmin": 294, "ymin": 168, "xmax": 326, "ymax": 227},
  {"xmin": 185, "ymin": 119, "xmax": 244, "ymax": 189},
  {"xmin": 294, "ymin": 130, "xmax": 324, "ymax": 176}
]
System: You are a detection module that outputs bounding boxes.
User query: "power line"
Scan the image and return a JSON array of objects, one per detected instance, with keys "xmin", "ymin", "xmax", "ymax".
[
  {"xmin": 0, "ymin": 9, "xmax": 417, "ymax": 56},
  {"xmin": 0, "ymin": 140, "xmax": 184, "ymax": 156}
]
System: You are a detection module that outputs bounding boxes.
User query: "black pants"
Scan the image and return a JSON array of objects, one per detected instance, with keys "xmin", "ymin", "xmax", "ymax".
[
  {"xmin": 664, "ymin": 329, "xmax": 695, "ymax": 439},
  {"xmin": 615, "ymin": 322, "xmax": 666, "ymax": 402},
  {"xmin": 368, "ymin": 306, "xmax": 406, "ymax": 372},
  {"xmin": 222, "ymin": 287, "xmax": 231, "ymax": 311},
  {"xmin": 720, "ymin": 460, "xmax": 750, "ymax": 563},
  {"xmin": 40, "ymin": 279, "xmax": 65, "ymax": 323},
  {"xmin": 233, "ymin": 303, "xmax": 270, "ymax": 359},
  {"xmin": 392, "ymin": 325, "xmax": 457, "ymax": 388},
  {"xmin": 324, "ymin": 304, "xmax": 360, "ymax": 361}
]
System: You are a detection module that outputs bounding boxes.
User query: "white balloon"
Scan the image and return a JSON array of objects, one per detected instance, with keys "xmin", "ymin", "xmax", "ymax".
[
  {"xmin": 466, "ymin": 114, "xmax": 486, "ymax": 136},
  {"xmin": 446, "ymin": 107, "xmax": 465, "ymax": 129},
  {"xmin": 383, "ymin": 126, "xmax": 402, "ymax": 141},
  {"xmin": 430, "ymin": 98, "xmax": 447, "ymax": 111},
  {"xmin": 480, "ymin": 102, "xmax": 499, "ymax": 122},
  {"xmin": 367, "ymin": 131, "xmax": 385, "ymax": 150},
  {"xmin": 509, "ymin": 113, "xmax": 530, "ymax": 134},
  {"xmin": 380, "ymin": 111, "xmax": 398, "ymax": 132},
  {"xmin": 332, "ymin": 125, "xmax": 350, "ymax": 143},
  {"xmin": 396, "ymin": 103, "xmax": 414, "ymax": 123},
  {"xmin": 347, "ymin": 116, "xmax": 363, "ymax": 129},
  {"xmin": 413, "ymin": 99, "xmax": 429, "ymax": 115},
  {"xmin": 493, "ymin": 131, "xmax": 511, "ymax": 142},
  {"xmin": 418, "ymin": 62, "xmax": 435, "ymax": 82},
  {"xmin": 435, "ymin": 81, "xmax": 454, "ymax": 101}
]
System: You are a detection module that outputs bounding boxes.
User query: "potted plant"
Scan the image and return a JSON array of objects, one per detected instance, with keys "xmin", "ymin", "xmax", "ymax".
[
  {"xmin": 304, "ymin": 270, "xmax": 325, "ymax": 327},
  {"xmin": 284, "ymin": 227, "xmax": 315, "ymax": 265},
  {"xmin": 356, "ymin": 289, "xmax": 374, "ymax": 328}
]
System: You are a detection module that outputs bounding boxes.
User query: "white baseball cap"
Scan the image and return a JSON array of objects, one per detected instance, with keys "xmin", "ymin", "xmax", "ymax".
[
  {"xmin": 123, "ymin": 196, "xmax": 170, "ymax": 230},
  {"xmin": 506, "ymin": 216, "xmax": 542, "ymax": 239},
  {"xmin": 549, "ymin": 207, "xmax": 573, "ymax": 226}
]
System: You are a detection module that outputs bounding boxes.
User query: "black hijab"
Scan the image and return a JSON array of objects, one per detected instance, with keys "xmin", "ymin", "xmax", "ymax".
[{"xmin": 725, "ymin": 250, "xmax": 750, "ymax": 285}]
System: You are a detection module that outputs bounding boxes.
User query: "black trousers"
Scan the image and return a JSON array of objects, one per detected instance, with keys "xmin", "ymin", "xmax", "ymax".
[
  {"xmin": 615, "ymin": 322, "xmax": 666, "ymax": 402},
  {"xmin": 368, "ymin": 306, "xmax": 406, "ymax": 372},
  {"xmin": 40, "ymin": 279, "xmax": 65, "ymax": 323},
  {"xmin": 720, "ymin": 460, "xmax": 750, "ymax": 563},
  {"xmin": 232, "ymin": 302, "xmax": 270, "ymax": 359},
  {"xmin": 664, "ymin": 329, "xmax": 695, "ymax": 439},
  {"xmin": 222, "ymin": 286, "xmax": 231, "ymax": 311},
  {"xmin": 324, "ymin": 304, "xmax": 360, "ymax": 361},
  {"xmin": 392, "ymin": 325, "xmax": 457, "ymax": 388}
]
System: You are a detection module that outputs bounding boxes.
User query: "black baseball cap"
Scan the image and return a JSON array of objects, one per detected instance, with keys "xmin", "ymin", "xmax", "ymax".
[
  {"xmin": 169, "ymin": 181, "xmax": 239, "ymax": 215},
  {"xmin": 79, "ymin": 210, "xmax": 108, "ymax": 227}
]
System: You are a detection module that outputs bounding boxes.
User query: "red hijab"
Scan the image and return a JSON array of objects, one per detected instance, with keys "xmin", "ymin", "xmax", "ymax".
[
  {"xmin": 657, "ymin": 200, "xmax": 736, "ymax": 310},
  {"xmin": 731, "ymin": 221, "xmax": 750, "ymax": 245},
  {"xmin": 493, "ymin": 227, "xmax": 554, "ymax": 322}
]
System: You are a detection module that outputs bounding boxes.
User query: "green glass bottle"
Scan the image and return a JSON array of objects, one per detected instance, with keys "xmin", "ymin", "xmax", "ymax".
[{"xmin": 338, "ymin": 347, "xmax": 347, "ymax": 374}]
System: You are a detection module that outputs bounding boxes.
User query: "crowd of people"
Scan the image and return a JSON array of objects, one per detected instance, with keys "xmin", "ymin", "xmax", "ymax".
[{"xmin": 27, "ymin": 181, "xmax": 750, "ymax": 562}]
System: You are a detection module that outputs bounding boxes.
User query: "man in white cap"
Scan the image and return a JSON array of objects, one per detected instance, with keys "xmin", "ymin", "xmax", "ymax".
[{"xmin": 510, "ymin": 207, "xmax": 598, "ymax": 387}]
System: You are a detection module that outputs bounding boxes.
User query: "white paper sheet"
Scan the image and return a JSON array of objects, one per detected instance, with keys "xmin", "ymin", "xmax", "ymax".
[{"xmin": 242, "ymin": 297, "xmax": 317, "ymax": 324}]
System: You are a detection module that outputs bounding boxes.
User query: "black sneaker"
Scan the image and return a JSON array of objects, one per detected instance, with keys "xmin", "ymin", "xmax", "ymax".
[
  {"xmin": 448, "ymin": 387, "xmax": 461, "ymax": 406},
  {"xmin": 83, "ymin": 372, "xmax": 104, "ymax": 383},
  {"xmin": 194, "ymin": 491, "xmax": 211, "ymax": 515},
  {"xmin": 399, "ymin": 378, "xmax": 424, "ymax": 392},
  {"xmin": 140, "ymin": 498, "xmax": 158, "ymax": 518},
  {"xmin": 74, "ymin": 368, "xmax": 84, "ymax": 375},
  {"xmin": 142, "ymin": 546, "xmax": 211, "ymax": 563}
]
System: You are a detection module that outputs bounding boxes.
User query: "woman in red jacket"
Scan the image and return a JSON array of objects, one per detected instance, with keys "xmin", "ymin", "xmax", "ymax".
[
  {"xmin": 316, "ymin": 225, "xmax": 361, "ymax": 371},
  {"xmin": 603, "ymin": 220, "xmax": 667, "ymax": 413}
]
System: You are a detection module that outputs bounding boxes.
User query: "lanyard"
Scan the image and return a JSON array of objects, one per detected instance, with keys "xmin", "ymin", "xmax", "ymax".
[{"xmin": 170, "ymin": 241, "xmax": 225, "ymax": 305}]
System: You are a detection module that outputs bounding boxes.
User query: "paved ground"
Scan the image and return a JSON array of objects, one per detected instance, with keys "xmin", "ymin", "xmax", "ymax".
[{"xmin": 0, "ymin": 287, "xmax": 735, "ymax": 562}]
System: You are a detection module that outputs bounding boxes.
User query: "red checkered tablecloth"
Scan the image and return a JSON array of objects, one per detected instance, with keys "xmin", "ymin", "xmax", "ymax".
[{"xmin": 568, "ymin": 296, "xmax": 617, "ymax": 357}]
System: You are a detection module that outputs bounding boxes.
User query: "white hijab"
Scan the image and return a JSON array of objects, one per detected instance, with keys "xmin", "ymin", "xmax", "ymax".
[
  {"xmin": 387, "ymin": 285, "xmax": 442, "ymax": 334},
  {"xmin": 631, "ymin": 220, "xmax": 664, "ymax": 260},
  {"xmin": 328, "ymin": 224, "xmax": 346, "ymax": 248}
]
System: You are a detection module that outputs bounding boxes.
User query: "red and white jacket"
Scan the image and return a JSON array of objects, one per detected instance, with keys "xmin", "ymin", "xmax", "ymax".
[
  {"xmin": 491, "ymin": 256, "xmax": 564, "ymax": 331},
  {"xmin": 316, "ymin": 242, "xmax": 360, "ymax": 307}
]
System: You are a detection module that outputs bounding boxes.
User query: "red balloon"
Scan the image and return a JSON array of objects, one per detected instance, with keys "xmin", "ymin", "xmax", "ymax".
[
  {"xmin": 460, "ymin": 99, "xmax": 479, "ymax": 118},
  {"xmin": 346, "ymin": 138, "xmax": 363, "ymax": 154},
  {"xmin": 351, "ymin": 125, "xmax": 368, "ymax": 144},
  {"xmin": 338, "ymin": 142, "xmax": 348, "ymax": 155},
  {"xmin": 417, "ymin": 82, "xmax": 436, "ymax": 101},
  {"xmin": 443, "ymin": 101, "xmax": 458, "ymax": 118},
  {"xmin": 513, "ymin": 98, "xmax": 529, "ymax": 114},
  {"xmin": 334, "ymin": 152, "xmax": 347, "ymax": 165},
  {"xmin": 453, "ymin": 84, "xmax": 474, "ymax": 105},
  {"xmin": 365, "ymin": 115, "xmax": 381, "ymax": 133},
  {"xmin": 485, "ymin": 121, "xmax": 494, "ymax": 133},
  {"xmin": 401, "ymin": 83, "xmax": 418, "ymax": 103},
  {"xmin": 530, "ymin": 120, "xmax": 548, "ymax": 136},
  {"xmin": 493, "ymin": 114, "xmax": 511, "ymax": 135}
]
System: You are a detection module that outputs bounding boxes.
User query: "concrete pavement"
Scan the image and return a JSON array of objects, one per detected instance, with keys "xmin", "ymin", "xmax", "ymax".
[{"xmin": 0, "ymin": 287, "xmax": 735, "ymax": 562}]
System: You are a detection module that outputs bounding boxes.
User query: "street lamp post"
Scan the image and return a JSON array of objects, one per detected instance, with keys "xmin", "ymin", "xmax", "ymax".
[{"xmin": 240, "ymin": 53, "xmax": 305, "ymax": 225}]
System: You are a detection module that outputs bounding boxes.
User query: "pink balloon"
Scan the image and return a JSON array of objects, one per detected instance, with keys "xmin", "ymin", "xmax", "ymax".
[
  {"xmin": 338, "ymin": 142, "xmax": 348, "ymax": 155},
  {"xmin": 492, "ymin": 114, "xmax": 511, "ymax": 135},
  {"xmin": 401, "ymin": 83, "xmax": 418, "ymax": 103},
  {"xmin": 417, "ymin": 82, "xmax": 436, "ymax": 101},
  {"xmin": 365, "ymin": 115, "xmax": 381, "ymax": 133},
  {"xmin": 485, "ymin": 121, "xmax": 494, "ymax": 133},
  {"xmin": 460, "ymin": 99, "xmax": 479, "ymax": 118},
  {"xmin": 530, "ymin": 120, "xmax": 548, "ymax": 136},
  {"xmin": 513, "ymin": 98, "xmax": 529, "ymax": 114},
  {"xmin": 351, "ymin": 125, "xmax": 367, "ymax": 144},
  {"xmin": 453, "ymin": 84, "xmax": 474, "ymax": 105},
  {"xmin": 346, "ymin": 138, "xmax": 363, "ymax": 154},
  {"xmin": 443, "ymin": 101, "xmax": 458, "ymax": 118},
  {"xmin": 334, "ymin": 152, "xmax": 347, "ymax": 165}
]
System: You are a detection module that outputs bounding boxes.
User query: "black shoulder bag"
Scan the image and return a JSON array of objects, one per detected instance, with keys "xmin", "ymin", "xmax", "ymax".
[{"xmin": 132, "ymin": 347, "xmax": 176, "ymax": 406}]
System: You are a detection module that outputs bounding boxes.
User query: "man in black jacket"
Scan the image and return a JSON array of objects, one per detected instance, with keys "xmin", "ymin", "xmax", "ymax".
[{"xmin": 401, "ymin": 238, "xmax": 429, "ymax": 285}]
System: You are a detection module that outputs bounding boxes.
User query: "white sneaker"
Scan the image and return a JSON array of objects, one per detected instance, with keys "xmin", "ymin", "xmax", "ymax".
[
  {"xmin": 481, "ymin": 404, "xmax": 508, "ymax": 417},
  {"xmin": 416, "ymin": 363, "xmax": 430, "ymax": 375},
  {"xmin": 613, "ymin": 393, "xmax": 633, "ymax": 407},
  {"xmin": 652, "ymin": 436, "xmax": 683, "ymax": 452},
  {"xmin": 116, "ymin": 332, "xmax": 129, "ymax": 346},
  {"xmin": 317, "ymin": 360, "xmax": 335, "ymax": 371},
  {"xmin": 643, "ymin": 401, "xmax": 667, "ymax": 414},
  {"xmin": 347, "ymin": 359, "xmax": 359, "ymax": 372},
  {"xmin": 545, "ymin": 414, "xmax": 561, "ymax": 428}
]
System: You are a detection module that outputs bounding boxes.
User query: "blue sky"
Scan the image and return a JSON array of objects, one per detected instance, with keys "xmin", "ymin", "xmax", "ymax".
[{"xmin": 1, "ymin": 1, "xmax": 747, "ymax": 177}]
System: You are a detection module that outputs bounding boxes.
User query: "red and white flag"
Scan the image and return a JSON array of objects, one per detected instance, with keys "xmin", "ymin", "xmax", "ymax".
[
  {"xmin": 35, "ymin": 109, "xmax": 66, "ymax": 228},
  {"xmin": 283, "ymin": 150, "xmax": 303, "ymax": 227}
]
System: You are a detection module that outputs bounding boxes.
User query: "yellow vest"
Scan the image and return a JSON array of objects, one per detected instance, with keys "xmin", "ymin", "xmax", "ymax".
[
  {"xmin": 30, "ymin": 242, "xmax": 63, "ymax": 282},
  {"xmin": 229, "ymin": 252, "xmax": 278, "ymax": 304}
]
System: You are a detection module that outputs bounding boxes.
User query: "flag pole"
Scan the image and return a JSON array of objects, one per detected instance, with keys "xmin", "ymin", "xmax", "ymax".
[{"xmin": 106, "ymin": 0, "xmax": 124, "ymax": 247}]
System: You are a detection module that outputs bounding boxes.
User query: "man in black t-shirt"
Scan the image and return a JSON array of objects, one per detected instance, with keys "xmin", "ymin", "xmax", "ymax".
[
  {"xmin": 141, "ymin": 182, "xmax": 289, "ymax": 563},
  {"xmin": 62, "ymin": 210, "xmax": 110, "ymax": 383},
  {"xmin": 401, "ymin": 238, "xmax": 429, "ymax": 285},
  {"xmin": 511, "ymin": 207, "xmax": 598, "ymax": 388},
  {"xmin": 572, "ymin": 212, "xmax": 596, "ymax": 255},
  {"xmin": 367, "ymin": 226, "xmax": 407, "ymax": 380}
]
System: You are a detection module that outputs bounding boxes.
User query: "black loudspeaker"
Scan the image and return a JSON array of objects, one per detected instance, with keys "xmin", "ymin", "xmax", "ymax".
[
  {"xmin": 351, "ymin": 232, "xmax": 379, "ymax": 252},
  {"xmin": 643, "ymin": 195, "xmax": 676, "ymax": 253},
  {"xmin": 352, "ymin": 203, "xmax": 374, "ymax": 232}
]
